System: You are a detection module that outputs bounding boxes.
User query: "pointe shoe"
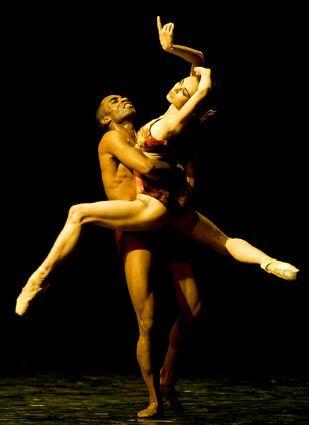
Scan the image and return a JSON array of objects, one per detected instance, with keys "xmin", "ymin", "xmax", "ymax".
[
  {"xmin": 15, "ymin": 281, "xmax": 50, "ymax": 316},
  {"xmin": 260, "ymin": 257, "xmax": 299, "ymax": 281}
]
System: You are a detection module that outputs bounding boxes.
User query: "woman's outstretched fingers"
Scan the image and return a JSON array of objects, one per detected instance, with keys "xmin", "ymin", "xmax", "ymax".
[
  {"xmin": 167, "ymin": 23, "xmax": 174, "ymax": 33},
  {"xmin": 157, "ymin": 16, "xmax": 162, "ymax": 31}
]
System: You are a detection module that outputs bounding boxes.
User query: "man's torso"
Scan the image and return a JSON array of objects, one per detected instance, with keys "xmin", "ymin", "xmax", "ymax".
[{"xmin": 98, "ymin": 130, "xmax": 136, "ymax": 201}]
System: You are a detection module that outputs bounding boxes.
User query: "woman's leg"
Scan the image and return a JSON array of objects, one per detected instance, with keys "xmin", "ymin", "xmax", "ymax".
[
  {"xmin": 172, "ymin": 209, "xmax": 299, "ymax": 280},
  {"xmin": 16, "ymin": 196, "xmax": 168, "ymax": 315}
]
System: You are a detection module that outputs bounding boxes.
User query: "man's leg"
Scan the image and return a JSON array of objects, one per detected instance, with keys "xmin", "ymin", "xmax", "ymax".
[
  {"xmin": 160, "ymin": 260, "xmax": 201, "ymax": 411},
  {"xmin": 123, "ymin": 243, "xmax": 162, "ymax": 418}
]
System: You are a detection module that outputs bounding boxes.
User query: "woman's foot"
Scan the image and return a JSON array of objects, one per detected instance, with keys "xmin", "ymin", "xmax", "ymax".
[
  {"xmin": 15, "ymin": 267, "xmax": 50, "ymax": 316},
  {"xmin": 160, "ymin": 384, "xmax": 184, "ymax": 412},
  {"xmin": 261, "ymin": 257, "xmax": 299, "ymax": 281},
  {"xmin": 137, "ymin": 401, "xmax": 162, "ymax": 418}
]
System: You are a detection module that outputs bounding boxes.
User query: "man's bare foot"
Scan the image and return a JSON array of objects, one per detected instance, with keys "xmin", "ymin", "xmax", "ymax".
[
  {"xmin": 160, "ymin": 384, "xmax": 184, "ymax": 412},
  {"xmin": 15, "ymin": 267, "xmax": 50, "ymax": 316},
  {"xmin": 137, "ymin": 401, "xmax": 161, "ymax": 418},
  {"xmin": 261, "ymin": 258, "xmax": 299, "ymax": 281}
]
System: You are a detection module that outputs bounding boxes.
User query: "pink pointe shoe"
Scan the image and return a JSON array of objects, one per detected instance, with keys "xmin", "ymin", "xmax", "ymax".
[
  {"xmin": 15, "ymin": 281, "xmax": 50, "ymax": 316},
  {"xmin": 260, "ymin": 257, "xmax": 299, "ymax": 281}
]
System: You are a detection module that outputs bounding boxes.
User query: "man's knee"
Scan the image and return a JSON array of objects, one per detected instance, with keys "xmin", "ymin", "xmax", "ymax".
[
  {"xmin": 139, "ymin": 316, "xmax": 154, "ymax": 337},
  {"xmin": 181, "ymin": 299, "xmax": 202, "ymax": 324},
  {"xmin": 192, "ymin": 300, "xmax": 202, "ymax": 319}
]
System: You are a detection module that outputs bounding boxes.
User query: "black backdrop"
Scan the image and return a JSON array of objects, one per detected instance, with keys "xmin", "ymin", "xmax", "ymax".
[{"xmin": 1, "ymin": 11, "xmax": 307, "ymax": 377}]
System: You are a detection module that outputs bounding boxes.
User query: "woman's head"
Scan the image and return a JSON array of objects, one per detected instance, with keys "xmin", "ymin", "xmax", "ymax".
[{"xmin": 166, "ymin": 75, "xmax": 200, "ymax": 109}]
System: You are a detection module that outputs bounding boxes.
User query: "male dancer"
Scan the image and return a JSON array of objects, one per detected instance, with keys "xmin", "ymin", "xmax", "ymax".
[{"xmin": 97, "ymin": 94, "xmax": 201, "ymax": 417}]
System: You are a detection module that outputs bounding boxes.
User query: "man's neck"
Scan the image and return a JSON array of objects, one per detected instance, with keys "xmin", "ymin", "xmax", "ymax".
[
  {"xmin": 110, "ymin": 121, "xmax": 135, "ymax": 134},
  {"xmin": 123, "ymin": 122, "xmax": 136, "ymax": 140},
  {"xmin": 111, "ymin": 121, "xmax": 136, "ymax": 138}
]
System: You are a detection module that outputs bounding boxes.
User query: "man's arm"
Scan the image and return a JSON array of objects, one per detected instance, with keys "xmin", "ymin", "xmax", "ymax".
[
  {"xmin": 100, "ymin": 131, "xmax": 170, "ymax": 177},
  {"xmin": 157, "ymin": 16, "xmax": 204, "ymax": 75}
]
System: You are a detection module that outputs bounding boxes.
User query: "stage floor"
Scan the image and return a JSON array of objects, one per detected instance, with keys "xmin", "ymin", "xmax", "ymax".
[{"xmin": 0, "ymin": 374, "xmax": 308, "ymax": 424}]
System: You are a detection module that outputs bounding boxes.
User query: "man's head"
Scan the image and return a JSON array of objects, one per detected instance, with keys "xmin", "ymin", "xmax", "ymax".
[
  {"xmin": 96, "ymin": 95, "xmax": 136, "ymax": 127},
  {"xmin": 166, "ymin": 76, "xmax": 200, "ymax": 110}
]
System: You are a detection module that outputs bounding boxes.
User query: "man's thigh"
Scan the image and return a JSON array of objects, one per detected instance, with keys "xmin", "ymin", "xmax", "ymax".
[
  {"xmin": 161, "ymin": 227, "xmax": 202, "ymax": 317},
  {"xmin": 116, "ymin": 230, "xmax": 156, "ymax": 317}
]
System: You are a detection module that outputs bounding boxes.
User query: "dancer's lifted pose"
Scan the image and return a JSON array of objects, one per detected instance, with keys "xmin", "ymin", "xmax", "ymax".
[{"xmin": 16, "ymin": 20, "xmax": 299, "ymax": 317}]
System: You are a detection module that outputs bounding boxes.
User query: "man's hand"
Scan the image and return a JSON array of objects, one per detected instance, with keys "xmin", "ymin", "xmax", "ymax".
[
  {"xmin": 147, "ymin": 158, "xmax": 171, "ymax": 181},
  {"xmin": 157, "ymin": 16, "xmax": 174, "ymax": 52}
]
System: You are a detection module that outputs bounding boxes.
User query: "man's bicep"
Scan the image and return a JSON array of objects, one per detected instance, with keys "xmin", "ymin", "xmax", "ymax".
[
  {"xmin": 105, "ymin": 134, "xmax": 151, "ymax": 173},
  {"xmin": 103, "ymin": 132, "xmax": 133, "ymax": 160},
  {"xmin": 115, "ymin": 145, "xmax": 149, "ymax": 170}
]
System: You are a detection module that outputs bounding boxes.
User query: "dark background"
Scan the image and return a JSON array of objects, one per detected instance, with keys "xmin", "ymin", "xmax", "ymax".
[{"xmin": 1, "ymin": 10, "xmax": 307, "ymax": 378}]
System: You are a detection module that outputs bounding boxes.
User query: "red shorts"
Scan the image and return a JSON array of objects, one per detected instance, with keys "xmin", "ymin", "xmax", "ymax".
[{"xmin": 115, "ymin": 227, "xmax": 193, "ymax": 263}]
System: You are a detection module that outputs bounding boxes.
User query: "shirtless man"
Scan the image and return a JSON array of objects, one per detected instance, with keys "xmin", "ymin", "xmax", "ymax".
[{"xmin": 98, "ymin": 95, "xmax": 201, "ymax": 418}]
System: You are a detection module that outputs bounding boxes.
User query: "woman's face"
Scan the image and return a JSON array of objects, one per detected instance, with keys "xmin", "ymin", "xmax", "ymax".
[{"xmin": 166, "ymin": 76, "xmax": 199, "ymax": 109}]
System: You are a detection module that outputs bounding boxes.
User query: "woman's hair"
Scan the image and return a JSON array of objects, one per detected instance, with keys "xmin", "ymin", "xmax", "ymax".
[
  {"xmin": 193, "ymin": 80, "xmax": 221, "ymax": 126},
  {"xmin": 199, "ymin": 108, "xmax": 217, "ymax": 125}
]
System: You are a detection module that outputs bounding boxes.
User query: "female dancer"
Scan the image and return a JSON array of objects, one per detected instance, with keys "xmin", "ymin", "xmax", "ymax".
[{"xmin": 16, "ymin": 20, "xmax": 298, "ymax": 316}]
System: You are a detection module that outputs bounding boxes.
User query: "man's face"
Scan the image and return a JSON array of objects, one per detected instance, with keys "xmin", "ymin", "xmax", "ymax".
[{"xmin": 101, "ymin": 95, "xmax": 136, "ymax": 124}]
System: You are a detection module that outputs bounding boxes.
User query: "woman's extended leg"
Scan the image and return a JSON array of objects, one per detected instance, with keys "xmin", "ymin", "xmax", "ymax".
[
  {"xmin": 171, "ymin": 209, "xmax": 299, "ymax": 280},
  {"xmin": 16, "ymin": 195, "xmax": 168, "ymax": 316}
]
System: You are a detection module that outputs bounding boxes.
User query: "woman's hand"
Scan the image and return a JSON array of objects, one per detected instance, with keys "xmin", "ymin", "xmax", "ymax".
[
  {"xmin": 193, "ymin": 66, "xmax": 210, "ymax": 77},
  {"xmin": 193, "ymin": 66, "xmax": 212, "ymax": 91},
  {"xmin": 157, "ymin": 16, "xmax": 174, "ymax": 52}
]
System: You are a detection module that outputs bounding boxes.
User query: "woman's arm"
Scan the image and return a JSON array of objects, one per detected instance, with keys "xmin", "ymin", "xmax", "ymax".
[
  {"xmin": 152, "ymin": 67, "xmax": 212, "ymax": 140},
  {"xmin": 157, "ymin": 16, "xmax": 204, "ymax": 75}
]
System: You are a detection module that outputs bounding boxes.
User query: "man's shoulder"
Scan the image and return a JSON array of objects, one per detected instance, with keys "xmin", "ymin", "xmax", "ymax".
[
  {"xmin": 99, "ymin": 130, "xmax": 123, "ymax": 153},
  {"xmin": 100, "ymin": 130, "xmax": 120, "ymax": 142}
]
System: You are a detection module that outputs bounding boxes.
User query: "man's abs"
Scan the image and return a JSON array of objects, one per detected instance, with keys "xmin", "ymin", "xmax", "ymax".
[{"xmin": 101, "ymin": 160, "xmax": 136, "ymax": 201}]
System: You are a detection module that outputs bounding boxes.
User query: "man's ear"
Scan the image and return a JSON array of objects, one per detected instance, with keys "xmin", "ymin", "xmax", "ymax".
[{"xmin": 100, "ymin": 116, "xmax": 111, "ymax": 126}]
